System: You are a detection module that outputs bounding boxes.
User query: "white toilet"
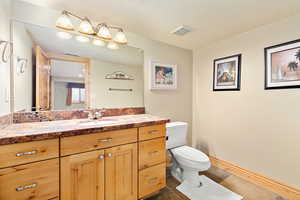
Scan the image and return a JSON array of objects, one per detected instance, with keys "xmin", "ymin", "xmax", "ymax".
[
  {"xmin": 166, "ymin": 122, "xmax": 243, "ymax": 200},
  {"xmin": 166, "ymin": 122, "xmax": 211, "ymax": 186}
]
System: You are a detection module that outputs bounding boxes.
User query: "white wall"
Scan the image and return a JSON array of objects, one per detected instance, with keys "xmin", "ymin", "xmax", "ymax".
[
  {"xmin": 90, "ymin": 60, "xmax": 144, "ymax": 108},
  {"xmin": 0, "ymin": 0, "xmax": 12, "ymax": 115},
  {"xmin": 12, "ymin": 21, "xmax": 34, "ymax": 112},
  {"xmin": 12, "ymin": 0, "xmax": 193, "ymax": 142},
  {"xmin": 193, "ymin": 14, "xmax": 300, "ymax": 188}
]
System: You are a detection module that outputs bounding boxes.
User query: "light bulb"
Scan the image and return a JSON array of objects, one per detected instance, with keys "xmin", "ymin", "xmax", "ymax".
[
  {"xmin": 56, "ymin": 12, "xmax": 74, "ymax": 30},
  {"xmin": 92, "ymin": 39, "xmax": 105, "ymax": 46},
  {"xmin": 56, "ymin": 31, "xmax": 72, "ymax": 39},
  {"xmin": 97, "ymin": 24, "xmax": 112, "ymax": 40},
  {"xmin": 76, "ymin": 35, "xmax": 90, "ymax": 43},
  {"xmin": 113, "ymin": 30, "xmax": 127, "ymax": 44},
  {"xmin": 107, "ymin": 41, "xmax": 119, "ymax": 50},
  {"xmin": 78, "ymin": 18, "xmax": 94, "ymax": 35}
]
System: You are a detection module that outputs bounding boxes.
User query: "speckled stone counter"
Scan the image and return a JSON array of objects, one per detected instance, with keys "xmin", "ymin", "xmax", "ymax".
[{"xmin": 0, "ymin": 114, "xmax": 170, "ymax": 145}]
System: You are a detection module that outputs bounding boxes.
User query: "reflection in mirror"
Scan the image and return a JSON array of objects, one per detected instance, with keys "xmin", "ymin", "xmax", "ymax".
[{"xmin": 12, "ymin": 20, "xmax": 144, "ymax": 112}]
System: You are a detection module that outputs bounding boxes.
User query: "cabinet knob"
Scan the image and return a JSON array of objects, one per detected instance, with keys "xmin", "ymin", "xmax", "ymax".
[
  {"xmin": 107, "ymin": 153, "xmax": 113, "ymax": 158},
  {"xmin": 99, "ymin": 154, "xmax": 105, "ymax": 160}
]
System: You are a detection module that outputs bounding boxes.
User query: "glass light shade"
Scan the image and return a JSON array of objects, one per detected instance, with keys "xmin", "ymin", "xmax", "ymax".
[
  {"xmin": 56, "ymin": 13, "xmax": 74, "ymax": 30},
  {"xmin": 92, "ymin": 39, "xmax": 105, "ymax": 46},
  {"xmin": 107, "ymin": 41, "xmax": 119, "ymax": 50},
  {"xmin": 76, "ymin": 35, "xmax": 90, "ymax": 43},
  {"xmin": 78, "ymin": 18, "xmax": 95, "ymax": 35},
  {"xmin": 97, "ymin": 25, "xmax": 112, "ymax": 40},
  {"xmin": 113, "ymin": 31, "xmax": 127, "ymax": 44},
  {"xmin": 56, "ymin": 31, "xmax": 73, "ymax": 39}
]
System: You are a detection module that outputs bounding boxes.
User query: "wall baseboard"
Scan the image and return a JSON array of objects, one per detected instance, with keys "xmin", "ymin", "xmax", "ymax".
[{"xmin": 209, "ymin": 155, "xmax": 300, "ymax": 200}]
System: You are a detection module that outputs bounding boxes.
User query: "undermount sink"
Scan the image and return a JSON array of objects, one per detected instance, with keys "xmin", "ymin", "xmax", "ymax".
[{"xmin": 79, "ymin": 120, "xmax": 117, "ymax": 126}]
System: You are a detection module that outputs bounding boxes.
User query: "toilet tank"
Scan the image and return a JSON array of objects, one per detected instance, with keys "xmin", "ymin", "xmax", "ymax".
[{"xmin": 166, "ymin": 122, "xmax": 188, "ymax": 149}]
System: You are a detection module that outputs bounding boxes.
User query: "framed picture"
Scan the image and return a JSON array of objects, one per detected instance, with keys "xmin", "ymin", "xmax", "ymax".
[
  {"xmin": 213, "ymin": 54, "xmax": 241, "ymax": 91},
  {"xmin": 265, "ymin": 39, "xmax": 300, "ymax": 89},
  {"xmin": 150, "ymin": 61, "xmax": 177, "ymax": 90}
]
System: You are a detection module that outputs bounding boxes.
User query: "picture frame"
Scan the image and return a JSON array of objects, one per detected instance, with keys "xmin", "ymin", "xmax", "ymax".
[
  {"xmin": 265, "ymin": 39, "xmax": 300, "ymax": 90},
  {"xmin": 213, "ymin": 54, "xmax": 241, "ymax": 91},
  {"xmin": 150, "ymin": 61, "xmax": 177, "ymax": 90}
]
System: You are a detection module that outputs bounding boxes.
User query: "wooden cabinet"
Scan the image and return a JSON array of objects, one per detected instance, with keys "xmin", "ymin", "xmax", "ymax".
[
  {"xmin": 61, "ymin": 143, "xmax": 138, "ymax": 200},
  {"xmin": 105, "ymin": 143, "xmax": 138, "ymax": 200},
  {"xmin": 61, "ymin": 150, "xmax": 105, "ymax": 200},
  {"xmin": 0, "ymin": 159, "xmax": 59, "ymax": 200},
  {"xmin": 0, "ymin": 124, "xmax": 166, "ymax": 200}
]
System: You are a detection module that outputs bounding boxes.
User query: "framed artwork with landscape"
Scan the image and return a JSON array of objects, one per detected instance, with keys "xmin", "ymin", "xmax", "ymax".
[
  {"xmin": 150, "ymin": 61, "xmax": 177, "ymax": 90},
  {"xmin": 213, "ymin": 54, "xmax": 241, "ymax": 91},
  {"xmin": 265, "ymin": 39, "xmax": 300, "ymax": 89}
]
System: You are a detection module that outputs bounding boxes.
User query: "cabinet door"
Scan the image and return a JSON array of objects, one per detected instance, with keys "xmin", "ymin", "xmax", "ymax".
[
  {"xmin": 61, "ymin": 150, "xmax": 105, "ymax": 200},
  {"xmin": 105, "ymin": 143, "xmax": 138, "ymax": 200}
]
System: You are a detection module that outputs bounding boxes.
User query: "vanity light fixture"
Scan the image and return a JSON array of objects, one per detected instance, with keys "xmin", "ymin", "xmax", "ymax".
[
  {"xmin": 97, "ymin": 24, "xmax": 112, "ymax": 40},
  {"xmin": 76, "ymin": 35, "xmax": 90, "ymax": 43},
  {"xmin": 78, "ymin": 18, "xmax": 95, "ymax": 35},
  {"xmin": 56, "ymin": 10, "xmax": 128, "ymax": 45},
  {"xmin": 107, "ymin": 41, "xmax": 119, "ymax": 50},
  {"xmin": 92, "ymin": 39, "xmax": 105, "ymax": 47},
  {"xmin": 56, "ymin": 31, "xmax": 73, "ymax": 40},
  {"xmin": 56, "ymin": 11, "xmax": 74, "ymax": 31}
]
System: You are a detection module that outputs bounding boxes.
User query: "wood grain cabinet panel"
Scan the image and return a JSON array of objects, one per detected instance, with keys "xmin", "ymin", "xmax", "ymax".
[
  {"xmin": 61, "ymin": 150, "xmax": 105, "ymax": 200},
  {"xmin": 105, "ymin": 143, "xmax": 138, "ymax": 200},
  {"xmin": 61, "ymin": 128, "xmax": 138, "ymax": 156},
  {"xmin": 138, "ymin": 163, "xmax": 166, "ymax": 198},
  {"xmin": 0, "ymin": 139, "xmax": 59, "ymax": 169},
  {"xmin": 0, "ymin": 158, "xmax": 59, "ymax": 200},
  {"xmin": 139, "ymin": 138, "xmax": 166, "ymax": 170},
  {"xmin": 139, "ymin": 125, "xmax": 166, "ymax": 141}
]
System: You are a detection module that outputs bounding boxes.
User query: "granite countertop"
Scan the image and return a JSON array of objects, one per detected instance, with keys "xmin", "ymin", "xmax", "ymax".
[{"xmin": 0, "ymin": 114, "xmax": 170, "ymax": 145}]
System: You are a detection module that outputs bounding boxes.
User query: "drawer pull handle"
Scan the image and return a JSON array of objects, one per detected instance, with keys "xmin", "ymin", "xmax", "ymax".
[
  {"xmin": 148, "ymin": 130, "xmax": 159, "ymax": 134},
  {"xmin": 16, "ymin": 150, "xmax": 37, "ymax": 157},
  {"xmin": 149, "ymin": 151, "xmax": 159, "ymax": 156},
  {"xmin": 97, "ymin": 138, "xmax": 113, "ymax": 142},
  {"xmin": 16, "ymin": 183, "xmax": 37, "ymax": 191},
  {"xmin": 148, "ymin": 177, "xmax": 159, "ymax": 184}
]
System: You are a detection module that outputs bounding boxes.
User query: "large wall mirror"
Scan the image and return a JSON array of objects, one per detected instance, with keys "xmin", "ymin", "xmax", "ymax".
[{"xmin": 12, "ymin": 20, "xmax": 144, "ymax": 112}]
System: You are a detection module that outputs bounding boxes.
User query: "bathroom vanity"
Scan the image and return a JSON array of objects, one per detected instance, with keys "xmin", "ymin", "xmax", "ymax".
[{"xmin": 0, "ymin": 114, "xmax": 169, "ymax": 200}]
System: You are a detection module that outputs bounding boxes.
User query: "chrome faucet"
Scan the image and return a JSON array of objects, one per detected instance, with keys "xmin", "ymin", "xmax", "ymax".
[{"xmin": 84, "ymin": 109, "xmax": 105, "ymax": 120}]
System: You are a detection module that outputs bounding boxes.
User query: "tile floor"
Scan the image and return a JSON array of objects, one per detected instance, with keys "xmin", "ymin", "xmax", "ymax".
[{"xmin": 146, "ymin": 166, "xmax": 286, "ymax": 200}]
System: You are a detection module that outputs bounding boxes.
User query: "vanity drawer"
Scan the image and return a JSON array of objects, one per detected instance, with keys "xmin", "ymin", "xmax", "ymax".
[
  {"xmin": 0, "ymin": 139, "xmax": 59, "ymax": 169},
  {"xmin": 0, "ymin": 158, "xmax": 59, "ymax": 200},
  {"xmin": 139, "ymin": 124, "xmax": 166, "ymax": 141},
  {"xmin": 61, "ymin": 128, "xmax": 138, "ymax": 156},
  {"xmin": 139, "ymin": 137, "xmax": 166, "ymax": 170},
  {"xmin": 139, "ymin": 163, "xmax": 166, "ymax": 198}
]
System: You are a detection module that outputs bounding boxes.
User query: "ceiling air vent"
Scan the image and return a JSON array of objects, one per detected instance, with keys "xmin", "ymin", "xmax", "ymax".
[{"xmin": 171, "ymin": 25, "xmax": 192, "ymax": 36}]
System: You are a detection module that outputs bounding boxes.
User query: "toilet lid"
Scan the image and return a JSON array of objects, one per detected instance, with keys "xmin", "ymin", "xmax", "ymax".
[{"xmin": 171, "ymin": 146, "xmax": 209, "ymax": 162}]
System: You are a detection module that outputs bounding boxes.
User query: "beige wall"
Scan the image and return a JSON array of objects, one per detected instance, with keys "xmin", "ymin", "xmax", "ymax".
[
  {"xmin": 193, "ymin": 14, "xmax": 300, "ymax": 188},
  {"xmin": 0, "ymin": 0, "xmax": 11, "ymax": 115}
]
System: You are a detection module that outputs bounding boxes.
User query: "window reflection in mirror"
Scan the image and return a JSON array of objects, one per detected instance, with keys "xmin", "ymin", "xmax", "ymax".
[{"xmin": 12, "ymin": 20, "xmax": 144, "ymax": 112}]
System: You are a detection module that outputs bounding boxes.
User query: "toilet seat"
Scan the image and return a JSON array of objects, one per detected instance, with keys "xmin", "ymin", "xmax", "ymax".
[{"xmin": 171, "ymin": 145, "xmax": 211, "ymax": 170}]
